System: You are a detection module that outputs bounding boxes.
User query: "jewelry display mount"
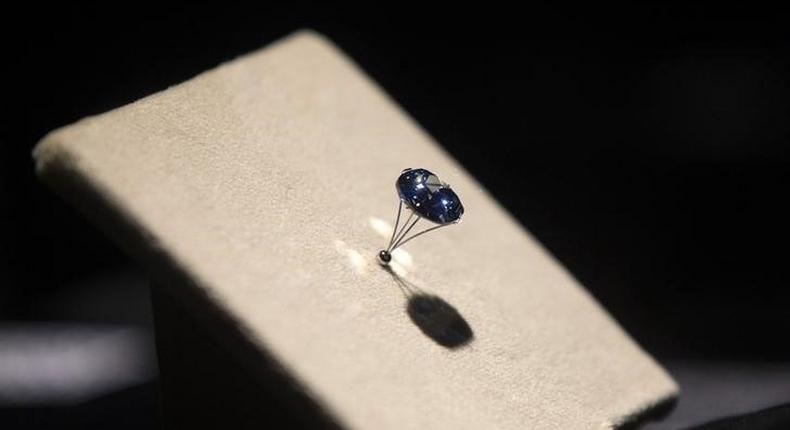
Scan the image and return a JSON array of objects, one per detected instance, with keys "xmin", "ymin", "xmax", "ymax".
[{"xmin": 34, "ymin": 31, "xmax": 677, "ymax": 429}]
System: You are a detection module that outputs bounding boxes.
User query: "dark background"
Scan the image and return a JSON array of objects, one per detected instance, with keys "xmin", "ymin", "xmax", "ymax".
[{"xmin": 2, "ymin": 3, "xmax": 789, "ymax": 429}]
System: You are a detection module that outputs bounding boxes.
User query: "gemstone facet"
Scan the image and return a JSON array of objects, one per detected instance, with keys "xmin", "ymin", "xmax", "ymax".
[{"xmin": 396, "ymin": 168, "xmax": 464, "ymax": 224}]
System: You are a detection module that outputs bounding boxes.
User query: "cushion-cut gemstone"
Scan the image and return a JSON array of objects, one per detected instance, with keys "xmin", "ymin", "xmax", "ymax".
[
  {"xmin": 396, "ymin": 168, "xmax": 464, "ymax": 224},
  {"xmin": 396, "ymin": 168, "xmax": 439, "ymax": 207},
  {"xmin": 424, "ymin": 187, "xmax": 464, "ymax": 224}
]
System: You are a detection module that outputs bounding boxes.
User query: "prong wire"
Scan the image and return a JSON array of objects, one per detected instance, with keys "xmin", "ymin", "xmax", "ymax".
[
  {"xmin": 388, "ymin": 215, "xmax": 421, "ymax": 252},
  {"xmin": 389, "ymin": 210, "xmax": 415, "ymax": 249},
  {"xmin": 390, "ymin": 223, "xmax": 449, "ymax": 251},
  {"xmin": 387, "ymin": 199, "xmax": 404, "ymax": 249},
  {"xmin": 385, "ymin": 196, "xmax": 455, "ymax": 255}
]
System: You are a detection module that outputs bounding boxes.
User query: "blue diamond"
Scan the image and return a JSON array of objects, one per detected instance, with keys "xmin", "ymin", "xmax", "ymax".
[{"xmin": 396, "ymin": 168, "xmax": 464, "ymax": 224}]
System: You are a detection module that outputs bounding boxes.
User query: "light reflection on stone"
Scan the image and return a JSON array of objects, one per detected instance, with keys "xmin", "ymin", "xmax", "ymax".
[
  {"xmin": 333, "ymin": 240, "xmax": 370, "ymax": 274},
  {"xmin": 368, "ymin": 217, "xmax": 392, "ymax": 238},
  {"xmin": 391, "ymin": 248, "xmax": 413, "ymax": 268}
]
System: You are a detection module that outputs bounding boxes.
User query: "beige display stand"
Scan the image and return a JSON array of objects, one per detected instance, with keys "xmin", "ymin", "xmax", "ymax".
[{"xmin": 34, "ymin": 31, "xmax": 677, "ymax": 429}]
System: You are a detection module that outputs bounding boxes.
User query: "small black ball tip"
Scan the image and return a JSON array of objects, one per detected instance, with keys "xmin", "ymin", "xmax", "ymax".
[{"xmin": 378, "ymin": 250, "xmax": 392, "ymax": 264}]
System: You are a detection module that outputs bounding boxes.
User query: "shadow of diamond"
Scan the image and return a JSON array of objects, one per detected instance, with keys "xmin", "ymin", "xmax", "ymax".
[
  {"xmin": 383, "ymin": 266, "xmax": 474, "ymax": 349},
  {"xmin": 406, "ymin": 294, "xmax": 474, "ymax": 348}
]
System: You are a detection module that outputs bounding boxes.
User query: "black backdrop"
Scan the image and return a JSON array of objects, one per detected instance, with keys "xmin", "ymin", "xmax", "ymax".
[{"xmin": 2, "ymin": 3, "xmax": 790, "ymax": 428}]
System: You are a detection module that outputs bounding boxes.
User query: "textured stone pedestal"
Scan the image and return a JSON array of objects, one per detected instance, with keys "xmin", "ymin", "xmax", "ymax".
[{"xmin": 35, "ymin": 30, "xmax": 677, "ymax": 429}]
